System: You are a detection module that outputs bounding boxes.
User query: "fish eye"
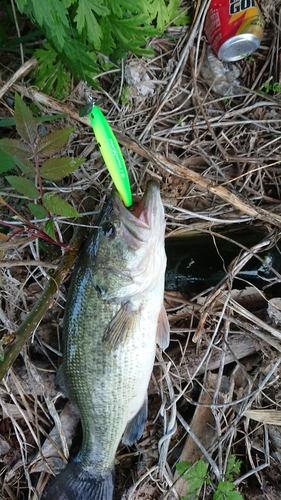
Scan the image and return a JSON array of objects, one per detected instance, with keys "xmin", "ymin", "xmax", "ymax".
[{"xmin": 101, "ymin": 222, "xmax": 116, "ymax": 238}]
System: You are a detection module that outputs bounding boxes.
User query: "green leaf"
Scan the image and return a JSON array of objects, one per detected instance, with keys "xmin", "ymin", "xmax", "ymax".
[
  {"xmin": 176, "ymin": 460, "xmax": 209, "ymax": 493},
  {"xmin": 74, "ymin": 0, "xmax": 110, "ymax": 49},
  {"xmin": 6, "ymin": 176, "xmax": 40, "ymax": 199},
  {"xmin": 34, "ymin": 43, "xmax": 72, "ymax": 100},
  {"xmin": 214, "ymin": 484, "xmax": 244, "ymax": 500},
  {"xmin": 17, "ymin": 0, "xmax": 69, "ymax": 50},
  {"xmin": 107, "ymin": 14, "xmax": 159, "ymax": 56},
  {"xmin": 14, "ymin": 93, "xmax": 37, "ymax": 146},
  {"xmin": 194, "ymin": 460, "xmax": 209, "ymax": 481},
  {"xmin": 225, "ymin": 493, "xmax": 244, "ymax": 500},
  {"xmin": 14, "ymin": 157, "xmax": 36, "ymax": 175},
  {"xmin": 176, "ymin": 461, "xmax": 192, "ymax": 477},
  {"xmin": 108, "ymin": 0, "xmax": 143, "ymax": 17},
  {"xmin": 0, "ymin": 138, "xmax": 32, "ymax": 159},
  {"xmin": 16, "ymin": 0, "xmax": 192, "ymax": 100},
  {"xmin": 147, "ymin": 0, "xmax": 169, "ymax": 31},
  {"xmin": 226, "ymin": 456, "xmax": 242, "ymax": 481},
  {"xmin": 99, "ymin": 18, "xmax": 116, "ymax": 54},
  {"xmin": 28, "ymin": 203, "xmax": 48, "ymax": 219},
  {"xmin": 0, "ymin": 149, "xmax": 15, "ymax": 173},
  {"xmin": 42, "ymin": 193, "xmax": 81, "ymax": 217},
  {"xmin": 44, "ymin": 217, "xmax": 57, "ymax": 241},
  {"xmin": 34, "ymin": 40, "xmax": 99, "ymax": 99},
  {"xmin": 214, "ymin": 493, "xmax": 223, "ymax": 500},
  {"xmin": 145, "ymin": 0, "xmax": 190, "ymax": 31},
  {"xmin": 217, "ymin": 482, "xmax": 235, "ymax": 493},
  {"xmin": 40, "ymin": 157, "xmax": 85, "ymax": 180},
  {"xmin": 0, "ymin": 114, "xmax": 67, "ymax": 127},
  {"xmin": 13, "ymin": 0, "xmax": 26, "ymax": 14},
  {"xmin": 35, "ymin": 127, "xmax": 75, "ymax": 157},
  {"xmin": 166, "ymin": 0, "xmax": 190, "ymax": 27},
  {"xmin": 187, "ymin": 476, "xmax": 204, "ymax": 492},
  {"xmin": 60, "ymin": 30, "xmax": 101, "ymax": 82}
]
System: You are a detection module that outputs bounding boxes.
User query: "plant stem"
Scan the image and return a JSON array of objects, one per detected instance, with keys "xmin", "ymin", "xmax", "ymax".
[
  {"xmin": 0, "ymin": 194, "xmax": 96, "ymax": 381},
  {"xmin": 34, "ymin": 153, "xmax": 44, "ymax": 197}
]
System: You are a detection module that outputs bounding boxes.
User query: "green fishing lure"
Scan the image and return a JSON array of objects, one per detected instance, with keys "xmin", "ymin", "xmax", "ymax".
[{"xmin": 80, "ymin": 103, "xmax": 132, "ymax": 207}]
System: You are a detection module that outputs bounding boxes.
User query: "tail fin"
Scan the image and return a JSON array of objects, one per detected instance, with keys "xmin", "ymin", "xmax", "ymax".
[{"xmin": 41, "ymin": 461, "xmax": 114, "ymax": 500}]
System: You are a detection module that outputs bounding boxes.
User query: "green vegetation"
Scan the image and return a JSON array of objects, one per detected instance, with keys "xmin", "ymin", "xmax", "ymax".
[
  {"xmin": 176, "ymin": 456, "xmax": 244, "ymax": 500},
  {"xmin": 238, "ymin": 52, "xmax": 255, "ymax": 62},
  {"xmin": 12, "ymin": 0, "xmax": 190, "ymax": 98},
  {"xmin": 0, "ymin": 94, "xmax": 85, "ymax": 247},
  {"xmin": 260, "ymin": 81, "xmax": 281, "ymax": 94}
]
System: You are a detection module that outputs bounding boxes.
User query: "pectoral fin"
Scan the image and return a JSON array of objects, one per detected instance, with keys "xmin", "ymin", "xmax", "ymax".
[
  {"xmin": 122, "ymin": 396, "xmax": 148, "ymax": 446},
  {"xmin": 103, "ymin": 301, "xmax": 139, "ymax": 350},
  {"xmin": 156, "ymin": 304, "xmax": 170, "ymax": 350}
]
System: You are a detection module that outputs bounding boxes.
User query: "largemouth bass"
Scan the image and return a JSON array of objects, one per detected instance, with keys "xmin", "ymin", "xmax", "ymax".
[{"xmin": 41, "ymin": 180, "xmax": 169, "ymax": 500}]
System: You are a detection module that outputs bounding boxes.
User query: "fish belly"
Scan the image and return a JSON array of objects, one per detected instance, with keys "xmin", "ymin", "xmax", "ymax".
[{"xmin": 63, "ymin": 274, "xmax": 160, "ymax": 473}]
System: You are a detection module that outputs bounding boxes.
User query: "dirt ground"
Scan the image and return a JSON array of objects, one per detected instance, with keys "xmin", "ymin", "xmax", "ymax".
[{"xmin": 1, "ymin": 1, "xmax": 281, "ymax": 499}]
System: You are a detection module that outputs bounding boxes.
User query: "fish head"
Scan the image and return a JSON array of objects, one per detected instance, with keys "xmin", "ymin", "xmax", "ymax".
[{"xmin": 92, "ymin": 180, "xmax": 166, "ymax": 300}]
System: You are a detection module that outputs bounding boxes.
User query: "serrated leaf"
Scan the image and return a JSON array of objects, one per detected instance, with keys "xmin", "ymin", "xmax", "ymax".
[
  {"xmin": 28, "ymin": 203, "xmax": 48, "ymax": 219},
  {"xmin": 176, "ymin": 461, "xmax": 192, "ymax": 477},
  {"xmin": 108, "ymin": 0, "xmax": 143, "ymax": 17},
  {"xmin": 0, "ymin": 138, "xmax": 32, "ymax": 159},
  {"xmin": 226, "ymin": 456, "xmax": 242, "ymax": 479},
  {"xmin": 59, "ymin": 32, "xmax": 101, "ymax": 83},
  {"xmin": 147, "ymin": 0, "xmax": 169, "ymax": 31},
  {"xmin": 108, "ymin": 14, "xmax": 160, "ymax": 55},
  {"xmin": 40, "ymin": 157, "xmax": 85, "ymax": 180},
  {"xmin": 44, "ymin": 217, "xmax": 57, "ymax": 241},
  {"xmin": 99, "ymin": 18, "xmax": 116, "ymax": 54},
  {"xmin": 146, "ymin": 0, "xmax": 189, "ymax": 31},
  {"xmin": 194, "ymin": 459, "xmax": 209, "ymax": 480},
  {"xmin": 14, "ymin": 157, "xmax": 36, "ymax": 175},
  {"xmin": 187, "ymin": 477, "xmax": 204, "ymax": 491},
  {"xmin": 165, "ymin": 0, "xmax": 190, "ymax": 28},
  {"xmin": 74, "ymin": 0, "xmax": 109, "ymax": 49},
  {"xmin": 19, "ymin": 0, "xmax": 69, "ymax": 50},
  {"xmin": 0, "ymin": 149, "xmax": 15, "ymax": 173},
  {"xmin": 213, "ymin": 493, "xmax": 223, "ymax": 500},
  {"xmin": 43, "ymin": 193, "xmax": 81, "ymax": 217},
  {"xmin": 34, "ymin": 40, "xmax": 98, "ymax": 100},
  {"xmin": 6, "ymin": 176, "xmax": 40, "ymax": 199},
  {"xmin": 173, "ymin": 9, "xmax": 191, "ymax": 27},
  {"xmin": 14, "ymin": 93, "xmax": 37, "ymax": 146},
  {"xmin": 34, "ymin": 44, "xmax": 72, "ymax": 100},
  {"xmin": 217, "ymin": 482, "xmax": 235, "ymax": 493},
  {"xmin": 35, "ymin": 127, "xmax": 75, "ymax": 157},
  {"xmin": 226, "ymin": 456, "xmax": 237, "ymax": 474},
  {"xmin": 214, "ymin": 486, "xmax": 244, "ymax": 500}
]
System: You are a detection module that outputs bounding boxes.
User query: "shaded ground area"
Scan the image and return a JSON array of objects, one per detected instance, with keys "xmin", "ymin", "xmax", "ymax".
[{"xmin": 1, "ymin": 1, "xmax": 281, "ymax": 499}]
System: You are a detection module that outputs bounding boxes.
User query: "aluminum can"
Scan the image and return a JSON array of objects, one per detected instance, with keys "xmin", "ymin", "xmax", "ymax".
[{"xmin": 204, "ymin": 0, "xmax": 265, "ymax": 62}]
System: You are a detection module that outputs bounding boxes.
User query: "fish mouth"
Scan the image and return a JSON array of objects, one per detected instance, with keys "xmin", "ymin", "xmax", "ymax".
[{"xmin": 112, "ymin": 180, "xmax": 164, "ymax": 245}]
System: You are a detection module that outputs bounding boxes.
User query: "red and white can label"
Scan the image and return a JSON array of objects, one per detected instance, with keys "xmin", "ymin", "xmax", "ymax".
[{"xmin": 205, "ymin": 0, "xmax": 264, "ymax": 61}]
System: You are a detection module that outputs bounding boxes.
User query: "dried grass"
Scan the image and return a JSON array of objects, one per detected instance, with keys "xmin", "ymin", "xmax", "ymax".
[{"xmin": 1, "ymin": 1, "xmax": 281, "ymax": 499}]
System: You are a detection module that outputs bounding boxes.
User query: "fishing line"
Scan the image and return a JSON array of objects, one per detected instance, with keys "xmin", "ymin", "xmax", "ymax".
[{"xmin": 66, "ymin": 10, "xmax": 132, "ymax": 206}]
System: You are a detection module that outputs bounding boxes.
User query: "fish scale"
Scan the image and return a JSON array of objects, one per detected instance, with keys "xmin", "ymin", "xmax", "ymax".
[
  {"xmin": 41, "ymin": 180, "xmax": 169, "ymax": 500},
  {"xmin": 65, "ymin": 286, "xmax": 158, "ymax": 471}
]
